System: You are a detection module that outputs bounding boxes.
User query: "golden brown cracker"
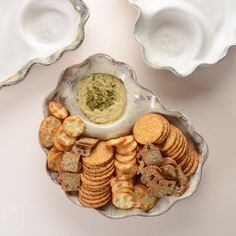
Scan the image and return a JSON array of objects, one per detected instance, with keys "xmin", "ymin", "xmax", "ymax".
[
  {"xmin": 116, "ymin": 140, "xmax": 138, "ymax": 155},
  {"xmin": 48, "ymin": 101, "xmax": 68, "ymax": 120},
  {"xmin": 115, "ymin": 150, "xmax": 136, "ymax": 164},
  {"xmin": 114, "ymin": 158, "xmax": 136, "ymax": 171},
  {"xmin": 39, "ymin": 116, "xmax": 61, "ymax": 148},
  {"xmin": 160, "ymin": 125, "xmax": 179, "ymax": 152},
  {"xmin": 134, "ymin": 184, "xmax": 147, "ymax": 208},
  {"xmin": 55, "ymin": 126, "xmax": 76, "ymax": 147},
  {"xmin": 79, "ymin": 193, "xmax": 111, "ymax": 208},
  {"xmin": 47, "ymin": 152, "xmax": 64, "ymax": 172},
  {"xmin": 82, "ymin": 141, "xmax": 114, "ymax": 166},
  {"xmin": 112, "ymin": 191, "xmax": 135, "ymax": 209},
  {"xmin": 82, "ymin": 168, "xmax": 115, "ymax": 182},
  {"xmin": 183, "ymin": 152, "xmax": 195, "ymax": 174},
  {"xmin": 106, "ymin": 137, "xmax": 126, "ymax": 146},
  {"xmin": 133, "ymin": 113, "xmax": 164, "ymax": 145},
  {"xmin": 62, "ymin": 115, "xmax": 85, "ymax": 138},
  {"xmin": 185, "ymin": 151, "xmax": 199, "ymax": 177},
  {"xmin": 155, "ymin": 116, "xmax": 170, "ymax": 144}
]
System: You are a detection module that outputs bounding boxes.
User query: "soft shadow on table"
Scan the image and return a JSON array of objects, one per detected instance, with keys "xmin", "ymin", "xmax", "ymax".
[{"xmin": 143, "ymin": 47, "xmax": 236, "ymax": 101}]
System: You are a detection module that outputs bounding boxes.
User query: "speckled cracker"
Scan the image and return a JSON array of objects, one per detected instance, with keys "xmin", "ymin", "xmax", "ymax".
[
  {"xmin": 82, "ymin": 141, "xmax": 114, "ymax": 166},
  {"xmin": 79, "ymin": 192, "xmax": 111, "ymax": 208},
  {"xmin": 116, "ymin": 140, "xmax": 138, "ymax": 155},
  {"xmin": 83, "ymin": 160, "xmax": 114, "ymax": 175},
  {"xmin": 183, "ymin": 151, "xmax": 195, "ymax": 174},
  {"xmin": 118, "ymin": 135, "xmax": 134, "ymax": 146},
  {"xmin": 110, "ymin": 178, "xmax": 134, "ymax": 193},
  {"xmin": 79, "ymin": 189, "xmax": 111, "ymax": 202},
  {"xmin": 82, "ymin": 180, "xmax": 111, "ymax": 190},
  {"xmin": 116, "ymin": 163, "xmax": 138, "ymax": 177},
  {"xmin": 164, "ymin": 131, "xmax": 184, "ymax": 156},
  {"xmin": 185, "ymin": 151, "xmax": 199, "ymax": 177},
  {"xmin": 62, "ymin": 115, "xmax": 85, "ymax": 138},
  {"xmin": 133, "ymin": 184, "xmax": 147, "ymax": 208},
  {"xmin": 114, "ymin": 158, "xmax": 136, "ymax": 171},
  {"xmin": 155, "ymin": 116, "xmax": 170, "ymax": 145},
  {"xmin": 115, "ymin": 150, "xmax": 136, "ymax": 164},
  {"xmin": 47, "ymin": 152, "xmax": 64, "ymax": 172},
  {"xmin": 39, "ymin": 116, "xmax": 61, "ymax": 148},
  {"xmin": 133, "ymin": 113, "xmax": 164, "ymax": 145},
  {"xmin": 54, "ymin": 140, "xmax": 71, "ymax": 152},
  {"xmin": 79, "ymin": 188, "xmax": 111, "ymax": 201},
  {"xmin": 112, "ymin": 191, "xmax": 135, "ymax": 210},
  {"xmin": 47, "ymin": 146, "xmax": 59, "ymax": 160},
  {"xmin": 83, "ymin": 165, "xmax": 114, "ymax": 178},
  {"xmin": 81, "ymin": 184, "xmax": 110, "ymax": 194},
  {"xmin": 81, "ymin": 174, "xmax": 111, "ymax": 186},
  {"xmin": 106, "ymin": 137, "xmax": 126, "ymax": 146},
  {"xmin": 160, "ymin": 125, "xmax": 179, "ymax": 152},
  {"xmin": 168, "ymin": 135, "xmax": 188, "ymax": 160},
  {"xmin": 83, "ymin": 167, "xmax": 115, "ymax": 182},
  {"xmin": 49, "ymin": 101, "xmax": 68, "ymax": 120},
  {"xmin": 80, "ymin": 185, "xmax": 110, "ymax": 197},
  {"xmin": 55, "ymin": 126, "xmax": 76, "ymax": 147}
]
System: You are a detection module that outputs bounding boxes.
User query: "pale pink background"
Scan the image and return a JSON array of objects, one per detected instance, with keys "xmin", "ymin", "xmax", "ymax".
[{"xmin": 0, "ymin": 0, "xmax": 236, "ymax": 235}]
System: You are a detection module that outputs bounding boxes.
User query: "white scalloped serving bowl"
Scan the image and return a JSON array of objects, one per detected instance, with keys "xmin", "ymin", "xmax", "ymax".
[
  {"xmin": 129, "ymin": 0, "xmax": 236, "ymax": 77},
  {"xmin": 41, "ymin": 54, "xmax": 208, "ymax": 218},
  {"xmin": 0, "ymin": 0, "xmax": 89, "ymax": 88}
]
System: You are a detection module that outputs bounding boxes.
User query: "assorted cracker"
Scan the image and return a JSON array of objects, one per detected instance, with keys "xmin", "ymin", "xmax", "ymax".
[{"xmin": 40, "ymin": 102, "xmax": 200, "ymax": 212}]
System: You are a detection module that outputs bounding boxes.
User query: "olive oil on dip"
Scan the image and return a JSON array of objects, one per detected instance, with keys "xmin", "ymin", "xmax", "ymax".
[{"xmin": 77, "ymin": 73, "xmax": 127, "ymax": 124}]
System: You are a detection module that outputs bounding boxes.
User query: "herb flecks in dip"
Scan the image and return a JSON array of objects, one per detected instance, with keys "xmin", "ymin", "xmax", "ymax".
[{"xmin": 77, "ymin": 73, "xmax": 127, "ymax": 124}]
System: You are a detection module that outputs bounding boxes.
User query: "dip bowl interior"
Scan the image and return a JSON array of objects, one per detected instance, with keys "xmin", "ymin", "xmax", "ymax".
[{"xmin": 42, "ymin": 54, "xmax": 208, "ymax": 218}]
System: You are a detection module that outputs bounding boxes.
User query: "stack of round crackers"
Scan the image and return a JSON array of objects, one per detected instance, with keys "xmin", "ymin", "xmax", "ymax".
[
  {"xmin": 79, "ymin": 142, "xmax": 115, "ymax": 208},
  {"xmin": 133, "ymin": 113, "xmax": 199, "ymax": 178},
  {"xmin": 107, "ymin": 135, "xmax": 138, "ymax": 179},
  {"xmin": 159, "ymin": 125, "xmax": 199, "ymax": 177}
]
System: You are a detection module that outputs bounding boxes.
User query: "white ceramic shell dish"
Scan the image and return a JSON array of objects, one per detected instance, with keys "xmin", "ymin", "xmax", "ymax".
[
  {"xmin": 129, "ymin": 0, "xmax": 236, "ymax": 77},
  {"xmin": 41, "ymin": 54, "xmax": 208, "ymax": 218},
  {"xmin": 0, "ymin": 0, "xmax": 89, "ymax": 88}
]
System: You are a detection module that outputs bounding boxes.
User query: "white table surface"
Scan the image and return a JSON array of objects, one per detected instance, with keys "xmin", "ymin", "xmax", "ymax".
[{"xmin": 1, "ymin": 0, "xmax": 236, "ymax": 235}]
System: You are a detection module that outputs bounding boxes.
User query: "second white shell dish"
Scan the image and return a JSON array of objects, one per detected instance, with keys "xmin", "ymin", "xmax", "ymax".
[
  {"xmin": 129, "ymin": 0, "xmax": 236, "ymax": 77},
  {"xmin": 0, "ymin": 0, "xmax": 89, "ymax": 88},
  {"xmin": 42, "ymin": 54, "xmax": 208, "ymax": 218}
]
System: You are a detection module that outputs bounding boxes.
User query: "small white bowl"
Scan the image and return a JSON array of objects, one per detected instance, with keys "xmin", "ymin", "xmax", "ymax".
[
  {"xmin": 129, "ymin": 0, "xmax": 236, "ymax": 77},
  {"xmin": 41, "ymin": 54, "xmax": 208, "ymax": 218},
  {"xmin": 0, "ymin": 0, "xmax": 89, "ymax": 88}
]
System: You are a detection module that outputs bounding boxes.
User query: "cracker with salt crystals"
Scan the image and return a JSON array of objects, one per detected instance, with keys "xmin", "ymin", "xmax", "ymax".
[
  {"xmin": 83, "ymin": 141, "xmax": 114, "ymax": 166},
  {"xmin": 49, "ymin": 101, "xmax": 68, "ymax": 120},
  {"xmin": 39, "ymin": 116, "xmax": 61, "ymax": 148},
  {"xmin": 133, "ymin": 113, "xmax": 164, "ymax": 145},
  {"xmin": 63, "ymin": 115, "xmax": 85, "ymax": 138}
]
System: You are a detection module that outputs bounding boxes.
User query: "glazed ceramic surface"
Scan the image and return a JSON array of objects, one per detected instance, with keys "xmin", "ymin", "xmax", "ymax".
[
  {"xmin": 0, "ymin": 0, "xmax": 89, "ymax": 88},
  {"xmin": 42, "ymin": 54, "xmax": 208, "ymax": 218},
  {"xmin": 129, "ymin": 0, "xmax": 236, "ymax": 77}
]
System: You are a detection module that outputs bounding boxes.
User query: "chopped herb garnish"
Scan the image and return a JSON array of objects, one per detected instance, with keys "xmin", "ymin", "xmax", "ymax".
[{"xmin": 85, "ymin": 74, "xmax": 118, "ymax": 111}]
